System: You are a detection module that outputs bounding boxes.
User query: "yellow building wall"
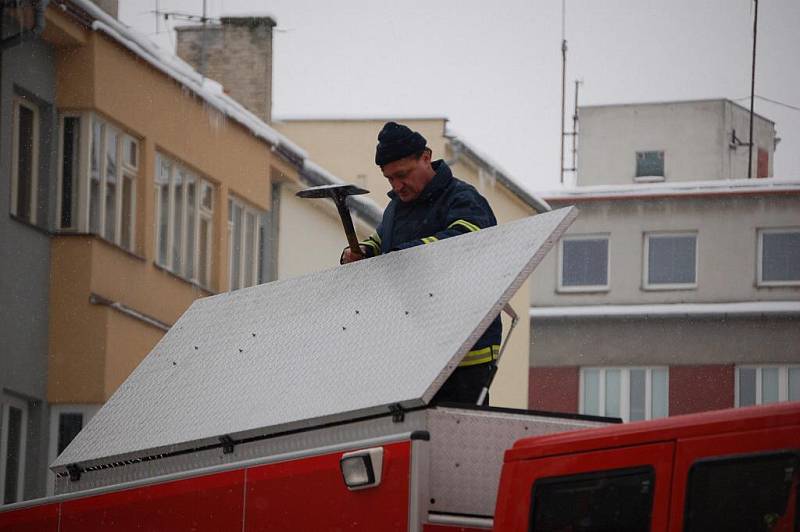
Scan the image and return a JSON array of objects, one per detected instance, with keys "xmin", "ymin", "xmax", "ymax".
[
  {"xmin": 104, "ymin": 311, "xmax": 163, "ymax": 400},
  {"xmin": 48, "ymin": 238, "xmax": 106, "ymax": 403},
  {"xmin": 46, "ymin": 14, "xmax": 302, "ymax": 404},
  {"xmin": 275, "ymin": 119, "xmax": 536, "ymax": 408}
]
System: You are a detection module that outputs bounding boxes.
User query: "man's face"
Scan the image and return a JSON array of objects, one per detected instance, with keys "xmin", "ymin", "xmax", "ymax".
[{"xmin": 381, "ymin": 151, "xmax": 434, "ymax": 202}]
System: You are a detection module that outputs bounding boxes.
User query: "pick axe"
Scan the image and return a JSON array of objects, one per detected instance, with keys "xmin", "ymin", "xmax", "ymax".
[{"xmin": 296, "ymin": 184, "xmax": 370, "ymax": 256}]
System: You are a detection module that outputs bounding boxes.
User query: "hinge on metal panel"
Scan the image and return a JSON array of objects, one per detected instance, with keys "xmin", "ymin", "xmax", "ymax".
[
  {"xmin": 389, "ymin": 403, "xmax": 405, "ymax": 423},
  {"xmin": 219, "ymin": 435, "xmax": 235, "ymax": 454},
  {"xmin": 66, "ymin": 464, "xmax": 82, "ymax": 482}
]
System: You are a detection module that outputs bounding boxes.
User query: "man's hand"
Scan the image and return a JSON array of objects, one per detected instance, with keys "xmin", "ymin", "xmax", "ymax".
[{"xmin": 341, "ymin": 246, "xmax": 366, "ymax": 264}]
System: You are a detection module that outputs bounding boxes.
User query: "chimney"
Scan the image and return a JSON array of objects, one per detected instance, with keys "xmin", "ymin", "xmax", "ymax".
[
  {"xmin": 176, "ymin": 16, "xmax": 276, "ymax": 124},
  {"xmin": 92, "ymin": 0, "xmax": 118, "ymax": 18}
]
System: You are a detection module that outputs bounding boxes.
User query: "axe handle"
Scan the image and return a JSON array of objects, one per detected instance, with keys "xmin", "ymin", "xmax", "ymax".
[{"xmin": 335, "ymin": 199, "xmax": 362, "ymax": 255}]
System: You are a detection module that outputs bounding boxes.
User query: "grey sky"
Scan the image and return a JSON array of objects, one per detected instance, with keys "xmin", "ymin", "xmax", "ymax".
[{"xmin": 120, "ymin": 0, "xmax": 800, "ymax": 191}]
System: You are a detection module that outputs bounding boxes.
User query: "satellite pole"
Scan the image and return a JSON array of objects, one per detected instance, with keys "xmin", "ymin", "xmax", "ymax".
[
  {"xmin": 747, "ymin": 0, "xmax": 758, "ymax": 178},
  {"xmin": 559, "ymin": 0, "xmax": 567, "ymax": 185}
]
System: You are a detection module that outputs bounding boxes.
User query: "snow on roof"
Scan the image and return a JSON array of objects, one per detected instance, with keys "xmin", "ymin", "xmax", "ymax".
[
  {"xmin": 68, "ymin": 1, "xmax": 385, "ymax": 224},
  {"xmin": 444, "ymin": 128, "xmax": 551, "ymax": 213},
  {"xmin": 536, "ymin": 178, "xmax": 800, "ymax": 201},
  {"xmin": 579, "ymin": 98, "xmax": 775, "ymax": 124},
  {"xmin": 530, "ymin": 301, "xmax": 800, "ymax": 319},
  {"xmin": 69, "ymin": 2, "xmax": 311, "ymax": 157}
]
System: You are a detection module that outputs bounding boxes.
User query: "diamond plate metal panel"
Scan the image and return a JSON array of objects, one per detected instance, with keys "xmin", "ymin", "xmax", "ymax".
[
  {"xmin": 428, "ymin": 407, "xmax": 608, "ymax": 516},
  {"xmin": 53, "ymin": 207, "xmax": 577, "ymax": 470}
]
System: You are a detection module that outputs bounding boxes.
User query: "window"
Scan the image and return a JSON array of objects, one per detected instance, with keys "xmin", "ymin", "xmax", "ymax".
[
  {"xmin": 0, "ymin": 396, "xmax": 28, "ymax": 505},
  {"xmin": 46, "ymin": 404, "xmax": 99, "ymax": 495},
  {"xmin": 635, "ymin": 150, "xmax": 664, "ymax": 180},
  {"xmin": 736, "ymin": 365, "xmax": 800, "ymax": 407},
  {"xmin": 58, "ymin": 116, "xmax": 81, "ymax": 230},
  {"xmin": 154, "ymin": 153, "xmax": 214, "ymax": 288},
  {"xmin": 644, "ymin": 232, "xmax": 697, "ymax": 289},
  {"xmin": 758, "ymin": 229, "xmax": 800, "ymax": 286},
  {"xmin": 10, "ymin": 96, "xmax": 39, "ymax": 223},
  {"xmin": 529, "ymin": 467, "xmax": 655, "ymax": 532},
  {"xmin": 684, "ymin": 452, "xmax": 798, "ymax": 532},
  {"xmin": 581, "ymin": 367, "xmax": 668, "ymax": 422},
  {"xmin": 559, "ymin": 235, "xmax": 609, "ymax": 291},
  {"xmin": 228, "ymin": 197, "xmax": 263, "ymax": 291},
  {"xmin": 58, "ymin": 114, "xmax": 139, "ymax": 251}
]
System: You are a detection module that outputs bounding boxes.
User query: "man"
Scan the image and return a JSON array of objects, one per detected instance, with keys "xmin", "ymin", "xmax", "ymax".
[{"xmin": 341, "ymin": 121, "xmax": 502, "ymax": 405}]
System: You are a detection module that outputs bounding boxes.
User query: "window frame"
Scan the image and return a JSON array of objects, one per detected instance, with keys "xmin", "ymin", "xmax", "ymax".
[
  {"xmin": 634, "ymin": 150, "xmax": 665, "ymax": 182},
  {"xmin": 56, "ymin": 113, "xmax": 89, "ymax": 231},
  {"xmin": 735, "ymin": 365, "xmax": 800, "ymax": 407},
  {"xmin": 227, "ymin": 195, "xmax": 263, "ymax": 291},
  {"xmin": 46, "ymin": 404, "xmax": 100, "ymax": 495},
  {"xmin": 10, "ymin": 96, "xmax": 40, "ymax": 224},
  {"xmin": 757, "ymin": 227, "xmax": 800, "ymax": 287},
  {"xmin": 557, "ymin": 233, "xmax": 611, "ymax": 293},
  {"xmin": 642, "ymin": 231, "xmax": 698, "ymax": 291},
  {"xmin": 55, "ymin": 112, "xmax": 139, "ymax": 252},
  {"xmin": 0, "ymin": 395, "xmax": 29, "ymax": 505},
  {"xmin": 529, "ymin": 465, "xmax": 656, "ymax": 532},
  {"xmin": 154, "ymin": 152, "xmax": 214, "ymax": 289},
  {"xmin": 683, "ymin": 450, "xmax": 799, "ymax": 532},
  {"xmin": 580, "ymin": 367, "xmax": 669, "ymax": 422}
]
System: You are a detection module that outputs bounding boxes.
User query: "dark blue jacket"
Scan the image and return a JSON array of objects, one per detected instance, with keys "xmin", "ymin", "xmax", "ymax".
[{"xmin": 360, "ymin": 160, "xmax": 502, "ymax": 366}]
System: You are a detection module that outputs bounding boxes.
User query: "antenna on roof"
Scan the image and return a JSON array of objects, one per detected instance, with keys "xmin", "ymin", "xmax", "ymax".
[
  {"xmin": 559, "ymin": 0, "xmax": 567, "ymax": 185},
  {"xmin": 747, "ymin": 0, "xmax": 759, "ymax": 179},
  {"xmin": 564, "ymin": 79, "xmax": 582, "ymax": 182},
  {"xmin": 149, "ymin": 1, "xmax": 218, "ymax": 76}
]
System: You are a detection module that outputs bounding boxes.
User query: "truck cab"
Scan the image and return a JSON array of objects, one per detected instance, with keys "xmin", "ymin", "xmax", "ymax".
[{"xmin": 494, "ymin": 401, "xmax": 800, "ymax": 531}]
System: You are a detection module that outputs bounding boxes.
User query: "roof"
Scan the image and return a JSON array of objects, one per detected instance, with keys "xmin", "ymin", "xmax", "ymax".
[
  {"xmin": 66, "ymin": 1, "xmax": 376, "ymax": 219},
  {"xmin": 273, "ymin": 117, "xmax": 551, "ymax": 214},
  {"xmin": 530, "ymin": 301, "xmax": 800, "ymax": 320},
  {"xmin": 536, "ymin": 178, "xmax": 800, "ymax": 202},
  {"xmin": 52, "ymin": 208, "xmax": 577, "ymax": 473},
  {"xmin": 444, "ymin": 130, "xmax": 551, "ymax": 214},
  {"xmin": 273, "ymin": 114, "xmax": 451, "ymax": 123},
  {"xmin": 505, "ymin": 401, "xmax": 800, "ymax": 463},
  {"xmin": 579, "ymin": 98, "xmax": 775, "ymax": 125}
]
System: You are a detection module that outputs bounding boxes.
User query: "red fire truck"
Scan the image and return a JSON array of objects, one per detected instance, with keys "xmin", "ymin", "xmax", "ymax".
[
  {"xmin": 1, "ymin": 402, "xmax": 797, "ymax": 531},
  {"xmin": 1, "ymin": 211, "xmax": 797, "ymax": 531}
]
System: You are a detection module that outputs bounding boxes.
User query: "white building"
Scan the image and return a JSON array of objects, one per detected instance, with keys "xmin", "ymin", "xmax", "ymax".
[
  {"xmin": 577, "ymin": 99, "xmax": 777, "ymax": 186},
  {"xmin": 528, "ymin": 100, "xmax": 799, "ymax": 421}
]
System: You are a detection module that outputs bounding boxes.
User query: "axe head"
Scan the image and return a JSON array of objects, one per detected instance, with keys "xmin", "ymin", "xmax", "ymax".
[{"xmin": 296, "ymin": 183, "xmax": 369, "ymax": 200}]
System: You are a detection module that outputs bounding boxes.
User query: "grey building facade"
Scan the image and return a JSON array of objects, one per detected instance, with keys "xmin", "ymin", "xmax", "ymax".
[
  {"xmin": 0, "ymin": 15, "xmax": 57, "ymax": 503},
  {"xmin": 529, "ymin": 100, "xmax": 799, "ymax": 422}
]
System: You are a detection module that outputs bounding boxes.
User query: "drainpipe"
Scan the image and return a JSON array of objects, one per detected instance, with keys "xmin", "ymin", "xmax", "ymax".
[{"xmin": 1, "ymin": 0, "xmax": 50, "ymax": 51}]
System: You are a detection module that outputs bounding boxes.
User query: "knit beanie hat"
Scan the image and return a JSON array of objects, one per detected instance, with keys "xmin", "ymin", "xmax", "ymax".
[{"xmin": 374, "ymin": 122, "xmax": 427, "ymax": 166}]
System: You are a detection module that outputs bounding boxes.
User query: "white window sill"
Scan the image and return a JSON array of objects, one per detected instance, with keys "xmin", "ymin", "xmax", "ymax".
[
  {"xmin": 642, "ymin": 282, "xmax": 698, "ymax": 291},
  {"xmin": 634, "ymin": 176, "xmax": 665, "ymax": 183},
  {"xmin": 557, "ymin": 285, "xmax": 610, "ymax": 294},
  {"xmin": 757, "ymin": 279, "xmax": 800, "ymax": 288}
]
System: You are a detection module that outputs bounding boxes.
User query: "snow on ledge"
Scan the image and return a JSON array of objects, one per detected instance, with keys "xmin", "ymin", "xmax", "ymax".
[
  {"xmin": 535, "ymin": 178, "xmax": 800, "ymax": 201},
  {"xmin": 73, "ymin": 0, "xmax": 306, "ymax": 162},
  {"xmin": 529, "ymin": 301, "xmax": 800, "ymax": 319}
]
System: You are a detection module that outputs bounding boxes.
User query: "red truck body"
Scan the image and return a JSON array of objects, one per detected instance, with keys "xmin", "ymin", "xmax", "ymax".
[
  {"xmin": 1, "ymin": 401, "xmax": 798, "ymax": 531},
  {"xmin": 495, "ymin": 400, "xmax": 800, "ymax": 531}
]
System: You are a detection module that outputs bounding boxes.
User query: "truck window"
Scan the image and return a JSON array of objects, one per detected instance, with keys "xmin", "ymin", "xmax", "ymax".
[
  {"xmin": 684, "ymin": 452, "xmax": 799, "ymax": 532},
  {"xmin": 529, "ymin": 466, "xmax": 654, "ymax": 532}
]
